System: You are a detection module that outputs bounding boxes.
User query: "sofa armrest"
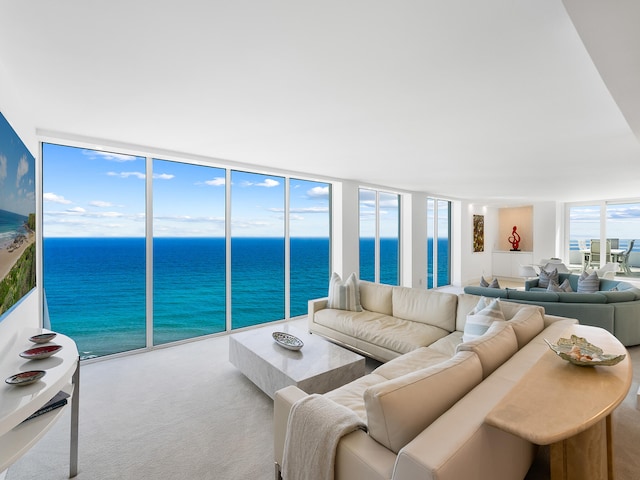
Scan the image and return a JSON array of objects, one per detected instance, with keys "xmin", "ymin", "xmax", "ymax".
[
  {"xmin": 524, "ymin": 278, "xmax": 540, "ymax": 291},
  {"xmin": 274, "ymin": 385, "xmax": 308, "ymax": 468},
  {"xmin": 308, "ymin": 297, "xmax": 329, "ymax": 328}
]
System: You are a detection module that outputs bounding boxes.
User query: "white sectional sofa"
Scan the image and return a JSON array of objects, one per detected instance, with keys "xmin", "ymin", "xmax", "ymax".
[{"xmin": 274, "ymin": 281, "xmax": 579, "ymax": 480}]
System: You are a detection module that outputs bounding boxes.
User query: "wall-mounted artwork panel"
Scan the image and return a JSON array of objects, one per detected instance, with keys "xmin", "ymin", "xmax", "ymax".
[
  {"xmin": 473, "ymin": 214, "xmax": 484, "ymax": 253},
  {"xmin": 0, "ymin": 112, "xmax": 36, "ymax": 321}
]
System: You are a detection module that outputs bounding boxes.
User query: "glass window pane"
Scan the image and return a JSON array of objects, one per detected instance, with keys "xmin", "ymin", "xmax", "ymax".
[
  {"xmin": 43, "ymin": 143, "xmax": 146, "ymax": 359},
  {"xmin": 606, "ymin": 202, "xmax": 640, "ymax": 274},
  {"xmin": 359, "ymin": 189, "xmax": 376, "ymax": 282},
  {"xmin": 427, "ymin": 198, "xmax": 435, "ymax": 288},
  {"xmin": 231, "ymin": 171, "xmax": 285, "ymax": 328},
  {"xmin": 568, "ymin": 205, "xmax": 600, "ymax": 269},
  {"xmin": 437, "ymin": 200, "xmax": 451, "ymax": 286},
  {"xmin": 152, "ymin": 159, "xmax": 226, "ymax": 345},
  {"xmin": 379, "ymin": 192, "xmax": 399, "ymax": 286},
  {"xmin": 289, "ymin": 179, "xmax": 331, "ymax": 317}
]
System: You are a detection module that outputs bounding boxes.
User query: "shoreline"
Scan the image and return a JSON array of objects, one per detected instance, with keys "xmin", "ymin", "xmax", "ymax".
[{"xmin": 0, "ymin": 231, "xmax": 35, "ymax": 281}]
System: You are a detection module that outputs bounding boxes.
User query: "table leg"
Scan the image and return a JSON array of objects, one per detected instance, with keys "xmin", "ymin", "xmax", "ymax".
[
  {"xmin": 69, "ymin": 357, "xmax": 80, "ymax": 478},
  {"xmin": 550, "ymin": 417, "xmax": 610, "ymax": 480}
]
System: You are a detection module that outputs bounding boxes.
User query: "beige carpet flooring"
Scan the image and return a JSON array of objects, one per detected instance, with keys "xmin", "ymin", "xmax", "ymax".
[{"xmin": 5, "ymin": 319, "xmax": 640, "ymax": 480}]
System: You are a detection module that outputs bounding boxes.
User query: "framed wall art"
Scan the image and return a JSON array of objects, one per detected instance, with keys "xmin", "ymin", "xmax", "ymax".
[{"xmin": 473, "ymin": 214, "xmax": 484, "ymax": 253}]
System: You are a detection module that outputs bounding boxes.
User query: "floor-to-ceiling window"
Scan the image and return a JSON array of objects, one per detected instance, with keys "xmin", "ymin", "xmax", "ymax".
[
  {"xmin": 43, "ymin": 143, "xmax": 147, "ymax": 359},
  {"xmin": 230, "ymin": 171, "xmax": 285, "ymax": 329},
  {"xmin": 606, "ymin": 202, "xmax": 639, "ymax": 272},
  {"xmin": 43, "ymin": 143, "xmax": 333, "ymax": 359},
  {"xmin": 289, "ymin": 179, "xmax": 331, "ymax": 317},
  {"xmin": 568, "ymin": 201, "xmax": 640, "ymax": 272},
  {"xmin": 427, "ymin": 198, "xmax": 451, "ymax": 288},
  {"xmin": 358, "ymin": 188, "xmax": 400, "ymax": 285},
  {"xmin": 152, "ymin": 159, "xmax": 227, "ymax": 345}
]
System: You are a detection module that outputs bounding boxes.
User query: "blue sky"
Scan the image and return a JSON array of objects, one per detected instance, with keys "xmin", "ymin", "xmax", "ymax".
[
  {"xmin": 0, "ymin": 113, "xmax": 35, "ymax": 217},
  {"xmin": 569, "ymin": 204, "xmax": 640, "ymax": 241},
  {"xmin": 43, "ymin": 143, "xmax": 330, "ymax": 237}
]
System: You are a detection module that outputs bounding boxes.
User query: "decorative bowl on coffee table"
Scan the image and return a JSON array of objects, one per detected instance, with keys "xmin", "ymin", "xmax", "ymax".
[{"xmin": 272, "ymin": 332, "xmax": 304, "ymax": 351}]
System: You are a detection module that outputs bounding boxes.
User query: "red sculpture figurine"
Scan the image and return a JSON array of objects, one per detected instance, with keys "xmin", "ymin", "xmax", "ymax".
[{"xmin": 508, "ymin": 226, "xmax": 521, "ymax": 251}]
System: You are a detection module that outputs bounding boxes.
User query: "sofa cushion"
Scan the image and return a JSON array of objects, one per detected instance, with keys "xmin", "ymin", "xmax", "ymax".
[
  {"xmin": 364, "ymin": 351, "xmax": 483, "ymax": 454},
  {"xmin": 557, "ymin": 292, "xmax": 607, "ymax": 304},
  {"xmin": 462, "ymin": 285, "xmax": 509, "ymax": 299},
  {"xmin": 462, "ymin": 297, "xmax": 505, "ymax": 342},
  {"xmin": 547, "ymin": 278, "xmax": 573, "ymax": 293},
  {"xmin": 600, "ymin": 290, "xmax": 637, "ymax": 303},
  {"xmin": 577, "ymin": 271, "xmax": 599, "ymax": 293},
  {"xmin": 507, "ymin": 290, "xmax": 560, "ymax": 302},
  {"xmin": 507, "ymin": 306, "xmax": 545, "ymax": 349},
  {"xmin": 372, "ymin": 347, "xmax": 451, "ymax": 380},
  {"xmin": 313, "ymin": 309, "xmax": 449, "ymax": 355},
  {"xmin": 359, "ymin": 280, "xmax": 394, "ymax": 315},
  {"xmin": 391, "ymin": 287, "xmax": 457, "ymax": 332},
  {"xmin": 327, "ymin": 272, "xmax": 362, "ymax": 312},
  {"xmin": 428, "ymin": 331, "xmax": 463, "ymax": 357},
  {"xmin": 456, "ymin": 322, "xmax": 518, "ymax": 379},
  {"xmin": 324, "ymin": 373, "xmax": 388, "ymax": 422},
  {"xmin": 538, "ymin": 267, "xmax": 558, "ymax": 288}
]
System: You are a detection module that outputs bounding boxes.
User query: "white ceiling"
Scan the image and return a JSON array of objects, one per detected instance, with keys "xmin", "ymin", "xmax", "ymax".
[{"xmin": 1, "ymin": 0, "xmax": 639, "ymax": 204}]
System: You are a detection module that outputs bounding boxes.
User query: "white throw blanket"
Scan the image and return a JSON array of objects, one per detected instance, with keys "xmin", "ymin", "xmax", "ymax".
[{"xmin": 282, "ymin": 394, "xmax": 367, "ymax": 480}]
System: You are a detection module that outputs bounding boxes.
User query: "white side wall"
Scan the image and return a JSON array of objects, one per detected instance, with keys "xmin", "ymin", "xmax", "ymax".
[{"xmin": 331, "ymin": 180, "xmax": 360, "ymax": 279}]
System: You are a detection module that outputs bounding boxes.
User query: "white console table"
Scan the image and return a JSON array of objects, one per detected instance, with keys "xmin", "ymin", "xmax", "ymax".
[{"xmin": 0, "ymin": 329, "xmax": 79, "ymax": 477}]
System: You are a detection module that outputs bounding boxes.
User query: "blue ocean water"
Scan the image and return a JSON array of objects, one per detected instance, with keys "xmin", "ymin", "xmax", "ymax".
[{"xmin": 44, "ymin": 236, "xmax": 448, "ymax": 359}]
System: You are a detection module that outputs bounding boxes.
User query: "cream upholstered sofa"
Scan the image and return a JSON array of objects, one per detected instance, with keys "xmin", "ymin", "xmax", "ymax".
[{"xmin": 274, "ymin": 282, "xmax": 578, "ymax": 480}]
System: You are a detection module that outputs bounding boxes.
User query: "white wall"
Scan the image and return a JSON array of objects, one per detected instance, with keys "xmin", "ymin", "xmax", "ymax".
[
  {"xmin": 458, "ymin": 202, "xmax": 496, "ymax": 285},
  {"xmin": 0, "ymin": 62, "xmax": 37, "ymax": 154}
]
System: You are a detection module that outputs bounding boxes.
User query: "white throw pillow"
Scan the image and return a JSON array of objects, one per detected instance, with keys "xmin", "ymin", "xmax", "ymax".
[
  {"xmin": 577, "ymin": 271, "xmax": 599, "ymax": 293},
  {"xmin": 463, "ymin": 297, "xmax": 505, "ymax": 342},
  {"xmin": 327, "ymin": 272, "xmax": 362, "ymax": 312}
]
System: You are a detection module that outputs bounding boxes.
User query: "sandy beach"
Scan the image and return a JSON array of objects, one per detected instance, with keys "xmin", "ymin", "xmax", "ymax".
[{"xmin": 0, "ymin": 232, "xmax": 35, "ymax": 281}]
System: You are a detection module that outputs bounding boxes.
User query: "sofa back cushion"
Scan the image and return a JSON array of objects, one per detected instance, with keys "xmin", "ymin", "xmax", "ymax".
[
  {"xmin": 557, "ymin": 292, "xmax": 607, "ymax": 304},
  {"xmin": 359, "ymin": 280, "xmax": 394, "ymax": 315},
  {"xmin": 364, "ymin": 351, "xmax": 482, "ymax": 454},
  {"xmin": 507, "ymin": 290, "xmax": 559, "ymax": 303},
  {"xmin": 456, "ymin": 322, "xmax": 518, "ymax": 379},
  {"xmin": 600, "ymin": 290, "xmax": 637, "ymax": 303},
  {"xmin": 507, "ymin": 306, "xmax": 545, "ymax": 348},
  {"xmin": 391, "ymin": 287, "xmax": 457, "ymax": 332}
]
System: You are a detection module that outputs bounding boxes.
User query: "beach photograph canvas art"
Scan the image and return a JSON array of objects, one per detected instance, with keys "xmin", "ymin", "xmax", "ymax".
[{"xmin": 0, "ymin": 111, "xmax": 36, "ymax": 318}]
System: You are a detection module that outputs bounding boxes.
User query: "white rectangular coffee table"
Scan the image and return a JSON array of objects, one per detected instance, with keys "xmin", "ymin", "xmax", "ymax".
[{"xmin": 229, "ymin": 324, "xmax": 365, "ymax": 399}]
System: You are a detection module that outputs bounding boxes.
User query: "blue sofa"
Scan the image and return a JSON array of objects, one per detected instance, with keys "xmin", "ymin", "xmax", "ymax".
[{"xmin": 463, "ymin": 273, "xmax": 640, "ymax": 346}]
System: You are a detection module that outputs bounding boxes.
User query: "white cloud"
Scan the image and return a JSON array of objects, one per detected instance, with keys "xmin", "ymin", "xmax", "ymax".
[
  {"xmin": 242, "ymin": 178, "xmax": 280, "ymax": 188},
  {"xmin": 153, "ymin": 173, "xmax": 174, "ymax": 180},
  {"xmin": 44, "ymin": 192, "xmax": 73, "ymax": 204},
  {"xmin": 259, "ymin": 178, "xmax": 279, "ymax": 187},
  {"xmin": 67, "ymin": 207, "xmax": 86, "ymax": 213},
  {"xmin": 83, "ymin": 150, "xmax": 138, "ymax": 162},
  {"xmin": 89, "ymin": 200, "xmax": 115, "ymax": 208},
  {"xmin": 307, "ymin": 186, "xmax": 329, "ymax": 198},
  {"xmin": 16, "ymin": 154, "xmax": 29, "ymax": 187},
  {"xmin": 205, "ymin": 177, "xmax": 226, "ymax": 186},
  {"xmin": 107, "ymin": 171, "xmax": 146, "ymax": 179}
]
